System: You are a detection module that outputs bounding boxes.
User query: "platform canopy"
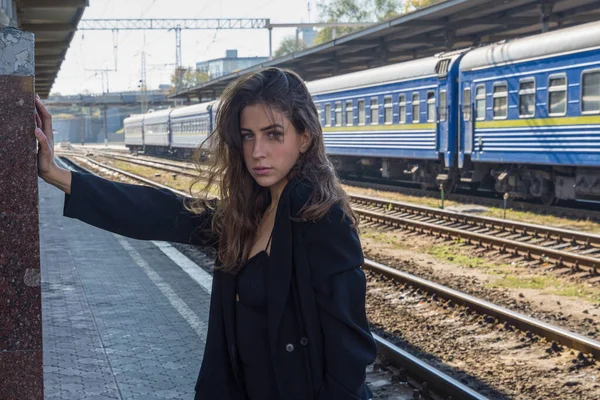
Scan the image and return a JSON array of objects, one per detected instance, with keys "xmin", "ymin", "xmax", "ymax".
[
  {"xmin": 170, "ymin": 0, "xmax": 600, "ymax": 101},
  {"xmin": 16, "ymin": 0, "xmax": 88, "ymax": 98}
]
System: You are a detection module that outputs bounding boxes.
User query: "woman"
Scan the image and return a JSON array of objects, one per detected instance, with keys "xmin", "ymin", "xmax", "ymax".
[{"xmin": 35, "ymin": 68, "xmax": 377, "ymax": 399}]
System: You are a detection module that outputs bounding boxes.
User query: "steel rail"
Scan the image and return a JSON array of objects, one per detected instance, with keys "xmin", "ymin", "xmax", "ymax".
[
  {"xmin": 343, "ymin": 177, "xmax": 600, "ymax": 223},
  {"xmin": 364, "ymin": 259, "xmax": 600, "ymax": 360},
  {"xmin": 351, "ymin": 194, "xmax": 600, "ymax": 249},
  {"xmin": 356, "ymin": 207, "xmax": 600, "ymax": 274},
  {"xmin": 373, "ymin": 334, "xmax": 489, "ymax": 400}
]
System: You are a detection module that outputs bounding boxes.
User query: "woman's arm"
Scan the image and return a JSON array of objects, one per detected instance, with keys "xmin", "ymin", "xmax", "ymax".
[
  {"xmin": 63, "ymin": 171, "xmax": 216, "ymax": 246},
  {"xmin": 303, "ymin": 205, "xmax": 378, "ymax": 399}
]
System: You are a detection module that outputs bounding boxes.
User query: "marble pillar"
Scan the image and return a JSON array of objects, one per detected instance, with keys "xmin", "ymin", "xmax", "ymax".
[{"xmin": 0, "ymin": 28, "xmax": 42, "ymax": 398}]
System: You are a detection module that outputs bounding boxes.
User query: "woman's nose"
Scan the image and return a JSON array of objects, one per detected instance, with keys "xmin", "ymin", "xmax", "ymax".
[{"xmin": 252, "ymin": 137, "xmax": 267, "ymax": 159}]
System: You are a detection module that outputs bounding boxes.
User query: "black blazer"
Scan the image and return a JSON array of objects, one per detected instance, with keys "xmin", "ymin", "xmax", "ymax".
[{"xmin": 64, "ymin": 172, "xmax": 378, "ymax": 400}]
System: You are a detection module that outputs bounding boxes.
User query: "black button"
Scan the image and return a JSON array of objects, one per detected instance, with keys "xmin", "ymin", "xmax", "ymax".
[
  {"xmin": 300, "ymin": 337, "xmax": 308, "ymax": 346},
  {"xmin": 285, "ymin": 343, "xmax": 294, "ymax": 352}
]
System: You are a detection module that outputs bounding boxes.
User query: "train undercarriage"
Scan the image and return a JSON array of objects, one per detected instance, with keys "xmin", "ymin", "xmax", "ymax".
[
  {"xmin": 329, "ymin": 156, "xmax": 457, "ymax": 192},
  {"xmin": 331, "ymin": 155, "xmax": 600, "ymax": 204}
]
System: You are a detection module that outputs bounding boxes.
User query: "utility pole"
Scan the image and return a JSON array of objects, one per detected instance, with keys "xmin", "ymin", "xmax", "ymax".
[
  {"xmin": 85, "ymin": 69, "xmax": 113, "ymax": 93},
  {"xmin": 175, "ymin": 25, "xmax": 182, "ymax": 69},
  {"xmin": 139, "ymin": 50, "xmax": 148, "ymax": 114},
  {"xmin": 103, "ymin": 104, "xmax": 108, "ymax": 146}
]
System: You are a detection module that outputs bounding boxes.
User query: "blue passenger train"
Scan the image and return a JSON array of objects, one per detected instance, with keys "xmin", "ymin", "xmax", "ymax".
[{"xmin": 124, "ymin": 20, "xmax": 600, "ymax": 203}]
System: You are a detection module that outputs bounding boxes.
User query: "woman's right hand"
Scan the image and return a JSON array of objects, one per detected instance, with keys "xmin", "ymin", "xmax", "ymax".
[
  {"xmin": 34, "ymin": 96, "xmax": 58, "ymax": 179},
  {"xmin": 34, "ymin": 95, "xmax": 72, "ymax": 194}
]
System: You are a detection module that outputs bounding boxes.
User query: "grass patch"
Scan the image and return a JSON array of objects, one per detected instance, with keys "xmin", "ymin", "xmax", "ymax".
[
  {"xmin": 488, "ymin": 274, "xmax": 600, "ymax": 304},
  {"xmin": 488, "ymin": 275, "xmax": 554, "ymax": 290},
  {"xmin": 361, "ymin": 229, "xmax": 506, "ymax": 274},
  {"xmin": 426, "ymin": 244, "xmax": 501, "ymax": 272}
]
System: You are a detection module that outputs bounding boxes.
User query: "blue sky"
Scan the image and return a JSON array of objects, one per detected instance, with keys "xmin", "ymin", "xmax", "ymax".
[{"xmin": 52, "ymin": 0, "xmax": 317, "ymax": 95}]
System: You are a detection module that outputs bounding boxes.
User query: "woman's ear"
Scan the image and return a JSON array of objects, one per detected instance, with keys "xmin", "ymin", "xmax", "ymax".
[{"xmin": 300, "ymin": 131, "xmax": 311, "ymax": 153}]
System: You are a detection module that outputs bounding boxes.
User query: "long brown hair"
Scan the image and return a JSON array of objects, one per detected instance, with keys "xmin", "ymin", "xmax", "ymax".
[{"xmin": 187, "ymin": 67, "xmax": 356, "ymax": 273}]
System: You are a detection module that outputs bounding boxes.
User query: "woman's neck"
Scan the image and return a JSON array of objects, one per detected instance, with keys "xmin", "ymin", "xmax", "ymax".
[{"xmin": 268, "ymin": 177, "xmax": 288, "ymax": 209}]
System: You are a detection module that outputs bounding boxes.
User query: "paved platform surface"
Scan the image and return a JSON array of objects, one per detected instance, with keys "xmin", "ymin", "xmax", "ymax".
[{"xmin": 40, "ymin": 180, "xmax": 211, "ymax": 399}]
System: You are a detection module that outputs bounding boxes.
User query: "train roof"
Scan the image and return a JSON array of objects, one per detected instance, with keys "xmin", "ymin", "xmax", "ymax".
[
  {"xmin": 306, "ymin": 56, "xmax": 447, "ymax": 95},
  {"xmin": 460, "ymin": 20, "xmax": 600, "ymax": 72},
  {"xmin": 170, "ymin": 101, "xmax": 217, "ymax": 118},
  {"xmin": 143, "ymin": 108, "xmax": 173, "ymax": 124},
  {"xmin": 123, "ymin": 114, "xmax": 144, "ymax": 124}
]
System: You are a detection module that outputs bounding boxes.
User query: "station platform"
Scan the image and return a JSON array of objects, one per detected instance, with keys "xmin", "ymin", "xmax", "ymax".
[{"xmin": 39, "ymin": 179, "xmax": 213, "ymax": 399}]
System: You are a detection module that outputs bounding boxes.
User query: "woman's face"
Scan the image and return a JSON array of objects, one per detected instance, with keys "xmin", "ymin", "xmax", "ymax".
[{"xmin": 240, "ymin": 103, "xmax": 310, "ymax": 191}]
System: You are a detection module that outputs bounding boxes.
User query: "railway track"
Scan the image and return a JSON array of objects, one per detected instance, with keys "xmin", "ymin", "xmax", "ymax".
[
  {"xmin": 57, "ymin": 155, "xmax": 490, "ymax": 400},
  {"xmin": 352, "ymin": 195, "xmax": 600, "ymax": 282},
  {"xmin": 342, "ymin": 177, "xmax": 600, "ymax": 223},
  {"xmin": 63, "ymin": 150, "xmax": 600, "ymax": 284}
]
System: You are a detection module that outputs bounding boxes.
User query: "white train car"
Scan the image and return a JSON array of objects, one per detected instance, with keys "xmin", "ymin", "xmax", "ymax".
[
  {"xmin": 123, "ymin": 114, "xmax": 144, "ymax": 151},
  {"xmin": 143, "ymin": 108, "xmax": 172, "ymax": 154},
  {"xmin": 170, "ymin": 101, "xmax": 217, "ymax": 157}
]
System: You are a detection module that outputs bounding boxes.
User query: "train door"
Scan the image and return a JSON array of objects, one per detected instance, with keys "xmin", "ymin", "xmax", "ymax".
[
  {"xmin": 460, "ymin": 84, "xmax": 474, "ymax": 168},
  {"xmin": 437, "ymin": 83, "xmax": 448, "ymax": 165}
]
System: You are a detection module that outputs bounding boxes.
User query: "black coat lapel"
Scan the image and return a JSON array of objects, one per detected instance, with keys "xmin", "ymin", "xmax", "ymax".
[
  {"xmin": 267, "ymin": 179, "xmax": 299, "ymax": 364},
  {"xmin": 220, "ymin": 270, "xmax": 238, "ymax": 374}
]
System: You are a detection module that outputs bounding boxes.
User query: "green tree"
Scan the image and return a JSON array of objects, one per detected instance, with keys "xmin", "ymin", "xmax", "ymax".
[
  {"xmin": 374, "ymin": 0, "xmax": 401, "ymax": 20},
  {"xmin": 274, "ymin": 35, "xmax": 308, "ymax": 58},
  {"xmin": 171, "ymin": 67, "xmax": 210, "ymax": 93},
  {"xmin": 314, "ymin": 0, "xmax": 371, "ymax": 45},
  {"xmin": 314, "ymin": 0, "xmax": 440, "ymax": 45},
  {"xmin": 402, "ymin": 0, "xmax": 442, "ymax": 13}
]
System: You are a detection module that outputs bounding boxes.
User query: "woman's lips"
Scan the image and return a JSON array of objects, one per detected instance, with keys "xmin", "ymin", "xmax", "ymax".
[{"xmin": 252, "ymin": 167, "xmax": 272, "ymax": 176}]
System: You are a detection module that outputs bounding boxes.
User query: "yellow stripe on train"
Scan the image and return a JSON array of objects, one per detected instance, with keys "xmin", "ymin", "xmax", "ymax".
[
  {"xmin": 322, "ymin": 123, "xmax": 436, "ymax": 132},
  {"xmin": 475, "ymin": 115, "xmax": 600, "ymax": 129}
]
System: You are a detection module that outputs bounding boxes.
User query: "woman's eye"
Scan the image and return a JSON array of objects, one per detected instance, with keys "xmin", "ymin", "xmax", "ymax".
[
  {"xmin": 268, "ymin": 131, "xmax": 283, "ymax": 140},
  {"xmin": 241, "ymin": 133, "xmax": 253, "ymax": 141}
]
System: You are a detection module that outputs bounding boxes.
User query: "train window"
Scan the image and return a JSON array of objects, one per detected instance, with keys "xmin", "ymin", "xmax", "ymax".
[
  {"xmin": 582, "ymin": 70, "xmax": 600, "ymax": 114},
  {"xmin": 548, "ymin": 75, "xmax": 567, "ymax": 116},
  {"xmin": 463, "ymin": 88, "xmax": 471, "ymax": 121},
  {"xmin": 439, "ymin": 90, "xmax": 447, "ymax": 122},
  {"xmin": 370, "ymin": 98, "xmax": 379, "ymax": 125},
  {"xmin": 518, "ymin": 79, "xmax": 536, "ymax": 117},
  {"xmin": 384, "ymin": 96, "xmax": 393, "ymax": 124},
  {"xmin": 412, "ymin": 93, "xmax": 420, "ymax": 123},
  {"xmin": 492, "ymin": 83, "xmax": 508, "ymax": 119},
  {"xmin": 324, "ymin": 104, "xmax": 331, "ymax": 126},
  {"xmin": 345, "ymin": 100, "xmax": 354, "ymax": 126},
  {"xmin": 357, "ymin": 100, "xmax": 365, "ymax": 125},
  {"xmin": 475, "ymin": 85, "xmax": 486, "ymax": 120},
  {"xmin": 398, "ymin": 95, "xmax": 406, "ymax": 123},
  {"xmin": 334, "ymin": 102, "xmax": 342, "ymax": 126},
  {"xmin": 426, "ymin": 91, "xmax": 436, "ymax": 122}
]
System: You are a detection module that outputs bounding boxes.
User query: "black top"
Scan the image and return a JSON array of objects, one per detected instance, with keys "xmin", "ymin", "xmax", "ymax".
[{"xmin": 235, "ymin": 232, "xmax": 279, "ymax": 400}]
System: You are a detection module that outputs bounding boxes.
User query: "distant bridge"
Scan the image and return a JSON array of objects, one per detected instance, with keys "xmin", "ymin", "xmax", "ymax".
[{"xmin": 45, "ymin": 90, "xmax": 180, "ymax": 108}]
